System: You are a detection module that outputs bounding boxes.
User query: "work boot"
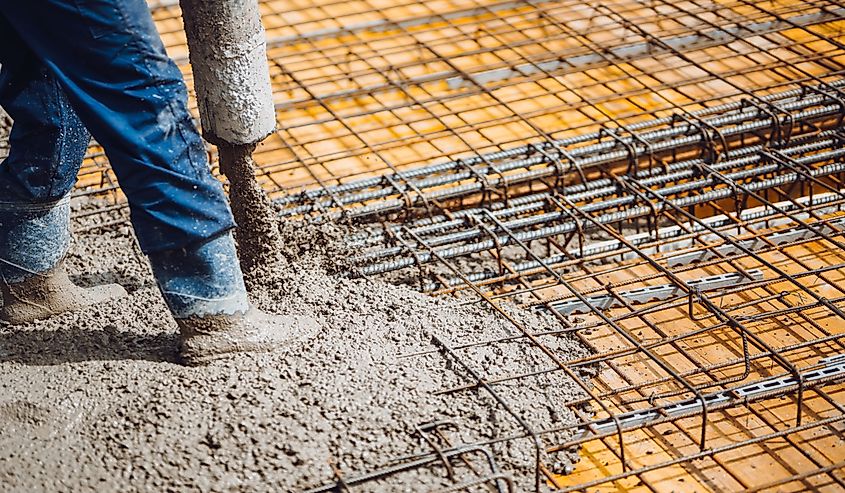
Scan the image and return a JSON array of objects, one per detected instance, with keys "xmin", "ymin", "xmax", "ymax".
[
  {"xmin": 177, "ymin": 309, "xmax": 317, "ymax": 366},
  {"xmin": 148, "ymin": 232, "xmax": 318, "ymax": 366},
  {"xmin": 1, "ymin": 260, "xmax": 126, "ymax": 324},
  {"xmin": 0, "ymin": 195, "xmax": 126, "ymax": 324}
]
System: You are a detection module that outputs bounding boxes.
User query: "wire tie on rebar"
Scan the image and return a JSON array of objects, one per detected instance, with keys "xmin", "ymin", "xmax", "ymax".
[
  {"xmin": 700, "ymin": 159, "xmax": 742, "ymax": 209},
  {"xmin": 766, "ymin": 100, "xmax": 795, "ymax": 144},
  {"xmin": 531, "ymin": 141, "xmax": 567, "ymax": 190},
  {"xmin": 809, "ymin": 82, "xmax": 845, "ymax": 127},
  {"xmin": 609, "ymin": 171, "xmax": 660, "ymax": 238},
  {"xmin": 688, "ymin": 287, "xmax": 707, "ymax": 322},
  {"xmin": 554, "ymin": 143, "xmax": 587, "ymax": 188},
  {"xmin": 404, "ymin": 175, "xmax": 436, "ymax": 218},
  {"xmin": 468, "ymin": 212, "xmax": 505, "ymax": 276},
  {"xmin": 832, "ymin": 129, "xmax": 845, "ymax": 148},
  {"xmin": 396, "ymin": 225, "xmax": 429, "ymax": 291},
  {"xmin": 695, "ymin": 116, "xmax": 729, "ymax": 163},
  {"xmin": 485, "ymin": 223, "xmax": 507, "ymax": 276},
  {"xmin": 383, "ymin": 174, "xmax": 412, "ymax": 212},
  {"xmin": 455, "ymin": 158, "xmax": 494, "ymax": 209},
  {"xmin": 672, "ymin": 113, "xmax": 720, "ymax": 164},
  {"xmin": 766, "ymin": 146, "xmax": 845, "ymax": 209},
  {"xmin": 599, "ymin": 126, "xmax": 640, "ymax": 175},
  {"xmin": 741, "ymin": 97, "xmax": 783, "ymax": 147},
  {"xmin": 553, "ymin": 197, "xmax": 586, "ymax": 259},
  {"xmin": 488, "ymin": 161, "xmax": 511, "ymax": 207},
  {"xmin": 622, "ymin": 124, "xmax": 656, "ymax": 174}
]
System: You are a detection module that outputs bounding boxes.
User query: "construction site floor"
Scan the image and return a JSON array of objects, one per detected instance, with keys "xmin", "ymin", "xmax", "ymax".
[{"xmin": 3, "ymin": 0, "xmax": 845, "ymax": 492}]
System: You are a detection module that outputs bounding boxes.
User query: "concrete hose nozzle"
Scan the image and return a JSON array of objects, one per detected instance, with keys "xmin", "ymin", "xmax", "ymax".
[{"xmin": 179, "ymin": 0, "xmax": 276, "ymax": 146}]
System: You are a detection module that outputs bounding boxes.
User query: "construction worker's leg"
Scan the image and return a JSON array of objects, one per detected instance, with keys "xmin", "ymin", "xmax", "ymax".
[
  {"xmin": 0, "ymin": 13, "xmax": 125, "ymax": 324},
  {"xmin": 0, "ymin": 1, "xmax": 316, "ymax": 361},
  {"xmin": 0, "ymin": 0, "xmax": 233, "ymax": 253}
]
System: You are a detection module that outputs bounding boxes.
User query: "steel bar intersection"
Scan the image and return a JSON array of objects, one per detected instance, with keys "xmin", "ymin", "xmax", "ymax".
[{"xmin": 69, "ymin": 0, "xmax": 845, "ymax": 491}]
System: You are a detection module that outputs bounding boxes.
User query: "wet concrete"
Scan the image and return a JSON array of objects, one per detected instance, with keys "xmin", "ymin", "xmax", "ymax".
[
  {"xmin": 0, "ymin": 197, "xmax": 593, "ymax": 492},
  {"xmin": 0, "ymin": 108, "xmax": 10, "ymax": 160},
  {"xmin": 218, "ymin": 143, "xmax": 287, "ymax": 284}
]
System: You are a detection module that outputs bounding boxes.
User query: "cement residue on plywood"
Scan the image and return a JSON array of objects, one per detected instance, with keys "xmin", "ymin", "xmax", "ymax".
[{"xmin": 0, "ymin": 197, "xmax": 592, "ymax": 492}]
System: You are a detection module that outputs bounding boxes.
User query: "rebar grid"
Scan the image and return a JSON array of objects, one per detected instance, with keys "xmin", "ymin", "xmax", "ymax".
[
  {"xmin": 296, "ymin": 101, "xmax": 845, "ymax": 490},
  {"xmin": 74, "ymin": 0, "xmax": 845, "ymax": 202},
  {"xmin": 299, "ymin": 151, "xmax": 842, "ymax": 492},
  {"xmin": 69, "ymin": 0, "xmax": 845, "ymax": 491}
]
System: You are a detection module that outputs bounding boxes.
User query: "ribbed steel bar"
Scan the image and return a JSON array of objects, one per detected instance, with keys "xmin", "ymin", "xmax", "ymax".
[
  {"xmin": 278, "ymin": 80, "xmax": 845, "ymax": 219},
  {"xmin": 427, "ymin": 197, "xmax": 845, "ymax": 291},
  {"xmin": 347, "ymin": 128, "xmax": 842, "ymax": 246},
  {"xmin": 357, "ymin": 143, "xmax": 845, "ymax": 275},
  {"xmin": 350, "ymin": 132, "xmax": 840, "ymax": 257}
]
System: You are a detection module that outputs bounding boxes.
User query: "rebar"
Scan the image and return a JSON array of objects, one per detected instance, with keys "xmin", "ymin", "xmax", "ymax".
[
  {"xmin": 278, "ymin": 80, "xmax": 845, "ymax": 220},
  {"xmin": 76, "ymin": 1, "xmax": 845, "ymax": 491},
  {"xmin": 355, "ymin": 132, "xmax": 845, "ymax": 275}
]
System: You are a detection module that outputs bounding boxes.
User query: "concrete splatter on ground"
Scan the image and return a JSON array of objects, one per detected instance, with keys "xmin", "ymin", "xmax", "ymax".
[{"xmin": 0, "ymin": 198, "xmax": 592, "ymax": 492}]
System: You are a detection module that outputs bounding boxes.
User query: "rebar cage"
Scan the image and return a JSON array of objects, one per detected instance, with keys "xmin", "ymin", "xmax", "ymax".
[{"xmin": 71, "ymin": 0, "xmax": 845, "ymax": 491}]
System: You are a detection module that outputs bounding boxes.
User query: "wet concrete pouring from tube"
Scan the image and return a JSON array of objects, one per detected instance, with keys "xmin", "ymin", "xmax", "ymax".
[{"xmin": 0, "ymin": 188, "xmax": 594, "ymax": 491}]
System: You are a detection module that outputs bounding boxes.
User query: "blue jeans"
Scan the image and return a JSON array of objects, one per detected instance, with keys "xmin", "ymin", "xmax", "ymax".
[{"xmin": 0, "ymin": 0, "xmax": 235, "ymax": 254}]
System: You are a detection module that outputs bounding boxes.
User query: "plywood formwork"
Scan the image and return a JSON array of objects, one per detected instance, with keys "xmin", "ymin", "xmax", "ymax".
[
  {"xmin": 79, "ymin": 0, "xmax": 845, "ymax": 196},
  {"xmin": 72, "ymin": 0, "xmax": 845, "ymax": 491}
]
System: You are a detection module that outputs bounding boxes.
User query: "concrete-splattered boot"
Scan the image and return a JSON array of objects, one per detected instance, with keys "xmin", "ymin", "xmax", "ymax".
[
  {"xmin": 0, "ymin": 196, "xmax": 127, "ymax": 324},
  {"xmin": 148, "ymin": 232, "xmax": 318, "ymax": 365}
]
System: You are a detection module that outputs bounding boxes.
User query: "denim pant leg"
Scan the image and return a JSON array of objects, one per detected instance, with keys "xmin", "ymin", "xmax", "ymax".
[
  {"xmin": 148, "ymin": 231, "xmax": 249, "ymax": 318},
  {"xmin": 0, "ymin": 197, "xmax": 71, "ymax": 283},
  {"xmin": 0, "ymin": 0, "xmax": 236, "ymax": 255},
  {"xmin": 0, "ymin": 13, "xmax": 85, "ymax": 282},
  {"xmin": 0, "ymin": 14, "xmax": 89, "ymax": 203}
]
